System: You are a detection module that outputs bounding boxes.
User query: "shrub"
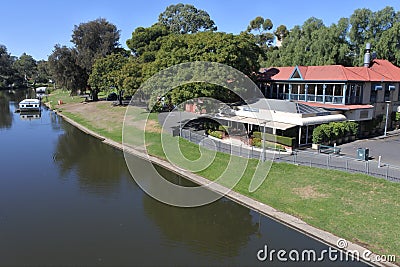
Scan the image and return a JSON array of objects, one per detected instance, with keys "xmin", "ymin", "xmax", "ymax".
[
  {"xmin": 209, "ymin": 130, "xmax": 223, "ymax": 139},
  {"xmin": 252, "ymin": 137, "xmax": 262, "ymax": 147},
  {"xmin": 252, "ymin": 131, "xmax": 294, "ymax": 147},
  {"xmin": 312, "ymin": 126, "xmax": 323, "ymax": 144},
  {"xmin": 251, "ymin": 137, "xmax": 286, "ymax": 151},
  {"xmin": 395, "ymin": 112, "xmax": 400, "ymax": 121},
  {"xmin": 252, "ymin": 131, "xmax": 262, "ymax": 139},
  {"xmin": 346, "ymin": 121, "xmax": 358, "ymax": 136},
  {"xmin": 272, "ymin": 134, "xmax": 294, "ymax": 147},
  {"xmin": 319, "ymin": 124, "xmax": 332, "ymax": 141},
  {"xmin": 312, "ymin": 121, "xmax": 359, "ymax": 144},
  {"xmin": 332, "ymin": 122, "xmax": 345, "ymax": 138}
]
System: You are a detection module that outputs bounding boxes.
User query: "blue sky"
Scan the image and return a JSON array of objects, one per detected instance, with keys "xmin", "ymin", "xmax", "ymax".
[{"xmin": 1, "ymin": 0, "xmax": 399, "ymax": 60}]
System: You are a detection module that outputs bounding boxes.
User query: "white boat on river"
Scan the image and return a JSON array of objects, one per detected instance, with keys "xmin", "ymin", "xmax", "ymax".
[{"xmin": 19, "ymin": 99, "xmax": 41, "ymax": 111}]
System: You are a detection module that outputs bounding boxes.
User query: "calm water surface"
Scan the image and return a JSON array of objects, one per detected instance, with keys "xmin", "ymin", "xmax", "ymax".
[{"xmin": 0, "ymin": 90, "xmax": 368, "ymax": 266}]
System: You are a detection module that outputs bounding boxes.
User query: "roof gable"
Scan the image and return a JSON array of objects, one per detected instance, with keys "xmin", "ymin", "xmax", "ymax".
[{"xmin": 289, "ymin": 66, "xmax": 305, "ymax": 80}]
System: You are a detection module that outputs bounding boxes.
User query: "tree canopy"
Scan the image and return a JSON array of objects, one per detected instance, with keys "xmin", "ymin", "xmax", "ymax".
[
  {"xmin": 104, "ymin": 24, "xmax": 262, "ymax": 108},
  {"xmin": 263, "ymin": 6, "xmax": 400, "ymax": 67},
  {"xmin": 0, "ymin": 45, "xmax": 47, "ymax": 88},
  {"xmin": 88, "ymin": 53, "xmax": 128, "ymax": 92},
  {"xmin": 41, "ymin": 3, "xmax": 400, "ymax": 98},
  {"xmin": 71, "ymin": 18, "xmax": 121, "ymax": 75},
  {"xmin": 47, "ymin": 18, "xmax": 121, "ymax": 93},
  {"xmin": 47, "ymin": 45, "xmax": 87, "ymax": 92},
  {"xmin": 246, "ymin": 16, "xmax": 275, "ymax": 48},
  {"xmin": 126, "ymin": 24, "xmax": 169, "ymax": 56},
  {"xmin": 0, "ymin": 45, "xmax": 16, "ymax": 88},
  {"xmin": 13, "ymin": 53, "xmax": 37, "ymax": 84},
  {"xmin": 158, "ymin": 3, "xmax": 217, "ymax": 34}
]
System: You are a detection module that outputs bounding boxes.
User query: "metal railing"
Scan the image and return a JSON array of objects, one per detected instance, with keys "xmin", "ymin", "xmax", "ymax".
[{"xmin": 179, "ymin": 129, "xmax": 400, "ymax": 182}]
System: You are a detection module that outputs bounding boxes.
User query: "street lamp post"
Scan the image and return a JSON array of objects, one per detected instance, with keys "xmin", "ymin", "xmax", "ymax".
[{"xmin": 384, "ymin": 101, "xmax": 390, "ymax": 137}]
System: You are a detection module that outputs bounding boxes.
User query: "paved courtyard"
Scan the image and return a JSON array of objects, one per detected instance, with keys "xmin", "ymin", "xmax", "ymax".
[{"xmin": 338, "ymin": 132, "xmax": 400, "ymax": 167}]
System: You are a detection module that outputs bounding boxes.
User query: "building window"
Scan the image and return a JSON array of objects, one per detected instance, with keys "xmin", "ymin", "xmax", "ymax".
[
  {"xmin": 384, "ymin": 90, "xmax": 390, "ymax": 101},
  {"xmin": 346, "ymin": 83, "xmax": 363, "ymax": 104},
  {"xmin": 384, "ymin": 84, "xmax": 394, "ymax": 102},
  {"xmin": 370, "ymin": 89, "xmax": 377, "ymax": 103},
  {"xmin": 316, "ymin": 84, "xmax": 324, "ymax": 102}
]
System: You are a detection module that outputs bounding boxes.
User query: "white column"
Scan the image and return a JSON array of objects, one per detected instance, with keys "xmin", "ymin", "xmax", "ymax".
[
  {"xmin": 342, "ymin": 84, "xmax": 347, "ymax": 105},
  {"xmin": 276, "ymin": 84, "xmax": 279, "ymax": 99},
  {"xmin": 315, "ymin": 84, "xmax": 318, "ymax": 101},
  {"xmin": 283, "ymin": 84, "xmax": 286, "ymax": 98},
  {"xmin": 298, "ymin": 84, "xmax": 301, "ymax": 100},
  {"xmin": 298, "ymin": 126, "xmax": 302, "ymax": 145}
]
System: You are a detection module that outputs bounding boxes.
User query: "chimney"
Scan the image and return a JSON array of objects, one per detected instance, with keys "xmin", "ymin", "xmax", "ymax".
[{"xmin": 363, "ymin": 43, "xmax": 371, "ymax": 67}]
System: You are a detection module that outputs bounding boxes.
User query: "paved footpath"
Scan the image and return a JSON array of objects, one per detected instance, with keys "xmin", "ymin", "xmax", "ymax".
[{"xmin": 337, "ymin": 130, "xmax": 400, "ymax": 167}]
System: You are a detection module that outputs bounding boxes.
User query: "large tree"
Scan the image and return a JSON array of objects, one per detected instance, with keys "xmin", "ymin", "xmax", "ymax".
[
  {"xmin": 35, "ymin": 60, "xmax": 50, "ymax": 84},
  {"xmin": 71, "ymin": 18, "xmax": 120, "ymax": 75},
  {"xmin": 246, "ymin": 16, "xmax": 274, "ymax": 48},
  {"xmin": 47, "ymin": 45, "xmax": 87, "ymax": 92},
  {"xmin": 88, "ymin": 53, "xmax": 128, "ymax": 103},
  {"xmin": 120, "ymin": 58, "xmax": 143, "ymax": 96},
  {"xmin": 139, "ymin": 31, "xmax": 262, "ymax": 108},
  {"xmin": 349, "ymin": 6, "xmax": 399, "ymax": 65},
  {"xmin": 274, "ymin": 25, "xmax": 289, "ymax": 42},
  {"xmin": 263, "ymin": 17, "xmax": 352, "ymax": 67},
  {"xmin": 0, "ymin": 45, "xmax": 15, "ymax": 88},
  {"xmin": 158, "ymin": 3, "xmax": 217, "ymax": 34},
  {"xmin": 375, "ymin": 21, "xmax": 400, "ymax": 66},
  {"xmin": 13, "ymin": 53, "xmax": 37, "ymax": 86},
  {"xmin": 126, "ymin": 23, "xmax": 169, "ymax": 57}
]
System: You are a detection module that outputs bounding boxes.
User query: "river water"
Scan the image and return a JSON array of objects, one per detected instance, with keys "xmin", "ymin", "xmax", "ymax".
[{"xmin": 0, "ymin": 90, "xmax": 368, "ymax": 266}]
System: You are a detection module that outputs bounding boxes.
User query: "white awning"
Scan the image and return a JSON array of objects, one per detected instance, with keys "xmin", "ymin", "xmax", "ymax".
[
  {"xmin": 301, "ymin": 114, "xmax": 347, "ymax": 125},
  {"xmin": 215, "ymin": 115, "xmax": 297, "ymax": 130}
]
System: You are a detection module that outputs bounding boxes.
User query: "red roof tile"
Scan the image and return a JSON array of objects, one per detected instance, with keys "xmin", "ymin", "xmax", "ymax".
[
  {"xmin": 369, "ymin": 59, "xmax": 400, "ymax": 81},
  {"xmin": 261, "ymin": 59, "xmax": 400, "ymax": 82}
]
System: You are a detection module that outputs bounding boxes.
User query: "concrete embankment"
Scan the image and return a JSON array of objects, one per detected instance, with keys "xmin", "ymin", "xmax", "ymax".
[{"xmin": 51, "ymin": 108, "xmax": 396, "ymax": 267}]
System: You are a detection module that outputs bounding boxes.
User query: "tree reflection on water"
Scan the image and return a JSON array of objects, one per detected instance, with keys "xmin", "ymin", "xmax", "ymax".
[
  {"xmin": 143, "ymin": 193, "xmax": 258, "ymax": 259},
  {"xmin": 0, "ymin": 92, "xmax": 12, "ymax": 129},
  {"xmin": 54, "ymin": 122, "xmax": 128, "ymax": 195}
]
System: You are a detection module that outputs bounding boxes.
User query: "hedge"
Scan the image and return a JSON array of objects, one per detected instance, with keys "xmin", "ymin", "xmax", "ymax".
[
  {"xmin": 252, "ymin": 137, "xmax": 286, "ymax": 151},
  {"xmin": 312, "ymin": 121, "xmax": 359, "ymax": 144},
  {"xmin": 252, "ymin": 132, "xmax": 294, "ymax": 147}
]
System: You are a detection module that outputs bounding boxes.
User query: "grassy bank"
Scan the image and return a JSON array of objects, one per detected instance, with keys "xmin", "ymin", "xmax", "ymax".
[{"xmin": 46, "ymin": 90, "xmax": 400, "ymax": 262}]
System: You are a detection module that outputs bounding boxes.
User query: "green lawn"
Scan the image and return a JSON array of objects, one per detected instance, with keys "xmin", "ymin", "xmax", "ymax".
[
  {"xmin": 44, "ymin": 89, "xmax": 84, "ymax": 109},
  {"xmin": 46, "ymin": 90, "xmax": 400, "ymax": 262}
]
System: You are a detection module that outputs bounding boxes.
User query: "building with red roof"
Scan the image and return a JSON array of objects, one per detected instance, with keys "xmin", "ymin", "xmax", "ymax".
[{"xmin": 257, "ymin": 46, "xmax": 400, "ymax": 145}]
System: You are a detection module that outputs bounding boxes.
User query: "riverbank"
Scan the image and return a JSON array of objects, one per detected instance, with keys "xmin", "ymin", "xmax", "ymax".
[{"xmin": 45, "ymin": 90, "xmax": 399, "ymax": 266}]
